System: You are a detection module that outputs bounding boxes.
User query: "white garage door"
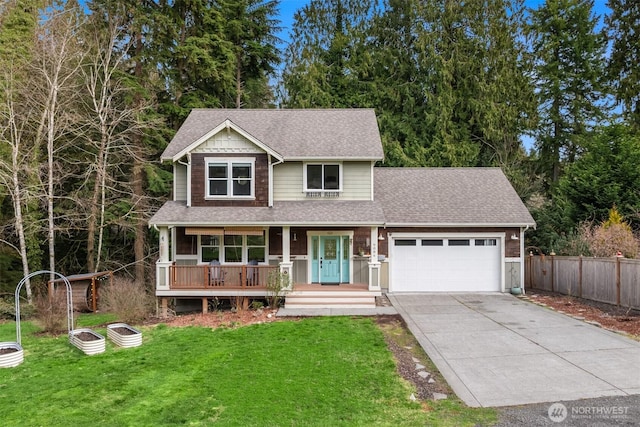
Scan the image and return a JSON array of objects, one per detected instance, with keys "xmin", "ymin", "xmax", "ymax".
[{"xmin": 390, "ymin": 236, "xmax": 502, "ymax": 292}]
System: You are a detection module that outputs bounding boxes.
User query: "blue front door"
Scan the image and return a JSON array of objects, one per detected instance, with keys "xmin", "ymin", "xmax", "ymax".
[{"xmin": 320, "ymin": 236, "xmax": 341, "ymax": 283}]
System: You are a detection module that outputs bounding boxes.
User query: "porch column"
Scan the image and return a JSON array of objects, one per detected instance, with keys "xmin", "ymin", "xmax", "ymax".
[
  {"xmin": 279, "ymin": 226, "xmax": 293, "ymax": 289},
  {"xmin": 368, "ymin": 227, "xmax": 381, "ymax": 291},
  {"xmin": 156, "ymin": 226, "xmax": 171, "ymax": 291}
]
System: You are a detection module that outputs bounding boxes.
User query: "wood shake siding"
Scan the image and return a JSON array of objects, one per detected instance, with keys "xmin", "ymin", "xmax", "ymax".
[{"xmin": 190, "ymin": 153, "xmax": 269, "ymax": 207}]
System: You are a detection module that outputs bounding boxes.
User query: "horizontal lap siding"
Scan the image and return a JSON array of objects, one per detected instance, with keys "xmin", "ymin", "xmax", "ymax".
[
  {"xmin": 273, "ymin": 162, "xmax": 303, "ymax": 200},
  {"xmin": 174, "ymin": 163, "xmax": 187, "ymax": 201},
  {"xmin": 273, "ymin": 161, "xmax": 372, "ymax": 201}
]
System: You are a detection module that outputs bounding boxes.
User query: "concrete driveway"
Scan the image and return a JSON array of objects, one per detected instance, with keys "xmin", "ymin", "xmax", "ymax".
[{"xmin": 388, "ymin": 293, "xmax": 640, "ymax": 407}]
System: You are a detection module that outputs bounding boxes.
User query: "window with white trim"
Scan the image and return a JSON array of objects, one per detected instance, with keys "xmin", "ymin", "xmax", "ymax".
[
  {"xmin": 305, "ymin": 163, "xmax": 341, "ymax": 191},
  {"xmin": 205, "ymin": 158, "xmax": 254, "ymax": 198},
  {"xmin": 200, "ymin": 232, "xmax": 266, "ymax": 263}
]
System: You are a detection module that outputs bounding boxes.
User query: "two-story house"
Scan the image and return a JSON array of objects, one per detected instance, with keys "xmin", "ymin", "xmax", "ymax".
[{"xmin": 149, "ymin": 109, "xmax": 535, "ymax": 314}]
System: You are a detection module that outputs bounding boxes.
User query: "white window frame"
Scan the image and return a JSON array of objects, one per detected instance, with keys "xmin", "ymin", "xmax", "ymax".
[
  {"xmin": 199, "ymin": 232, "xmax": 267, "ymax": 264},
  {"xmin": 204, "ymin": 157, "xmax": 255, "ymax": 199},
  {"xmin": 303, "ymin": 162, "xmax": 343, "ymax": 193}
]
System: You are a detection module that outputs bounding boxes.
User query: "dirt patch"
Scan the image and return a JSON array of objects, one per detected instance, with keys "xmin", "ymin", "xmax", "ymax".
[
  {"xmin": 152, "ymin": 308, "xmax": 284, "ymax": 329},
  {"xmin": 0, "ymin": 347, "xmax": 19, "ymax": 355},
  {"xmin": 524, "ymin": 289, "xmax": 640, "ymax": 339}
]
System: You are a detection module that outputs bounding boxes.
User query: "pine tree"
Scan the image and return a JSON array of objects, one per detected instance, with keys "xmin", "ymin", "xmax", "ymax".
[
  {"xmin": 527, "ymin": 0, "xmax": 609, "ymax": 185},
  {"xmin": 281, "ymin": 0, "xmax": 378, "ymax": 108},
  {"xmin": 606, "ymin": 0, "xmax": 640, "ymax": 129}
]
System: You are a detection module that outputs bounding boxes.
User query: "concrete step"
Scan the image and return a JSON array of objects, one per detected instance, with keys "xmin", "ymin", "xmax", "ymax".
[{"xmin": 285, "ymin": 293, "xmax": 376, "ymax": 309}]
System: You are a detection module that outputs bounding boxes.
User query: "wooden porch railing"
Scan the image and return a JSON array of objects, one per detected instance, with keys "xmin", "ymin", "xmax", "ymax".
[{"xmin": 169, "ymin": 264, "xmax": 278, "ymax": 289}]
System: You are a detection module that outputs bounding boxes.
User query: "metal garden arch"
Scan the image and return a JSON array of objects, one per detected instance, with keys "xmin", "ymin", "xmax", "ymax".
[{"xmin": 15, "ymin": 270, "xmax": 74, "ymax": 345}]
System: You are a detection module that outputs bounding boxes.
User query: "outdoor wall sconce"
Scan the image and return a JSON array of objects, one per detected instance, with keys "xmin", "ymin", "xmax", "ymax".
[
  {"xmin": 293, "ymin": 232, "xmax": 297, "ymax": 241},
  {"xmin": 510, "ymin": 233, "xmax": 519, "ymax": 240}
]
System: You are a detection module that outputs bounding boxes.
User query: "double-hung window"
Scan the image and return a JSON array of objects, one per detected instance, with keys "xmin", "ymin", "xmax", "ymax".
[
  {"xmin": 206, "ymin": 158, "xmax": 254, "ymax": 198},
  {"xmin": 305, "ymin": 163, "xmax": 341, "ymax": 192}
]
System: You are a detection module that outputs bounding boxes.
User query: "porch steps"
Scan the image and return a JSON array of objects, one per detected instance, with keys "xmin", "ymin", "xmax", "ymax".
[{"xmin": 284, "ymin": 290, "xmax": 379, "ymax": 309}]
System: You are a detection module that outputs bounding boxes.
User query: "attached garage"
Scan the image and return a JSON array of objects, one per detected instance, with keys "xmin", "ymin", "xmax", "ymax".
[{"xmin": 389, "ymin": 234, "xmax": 503, "ymax": 292}]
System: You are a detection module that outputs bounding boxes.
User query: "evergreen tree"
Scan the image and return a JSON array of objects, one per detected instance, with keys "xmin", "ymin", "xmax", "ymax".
[
  {"xmin": 527, "ymin": 0, "xmax": 609, "ymax": 185},
  {"xmin": 281, "ymin": 0, "xmax": 379, "ymax": 108},
  {"xmin": 606, "ymin": 0, "xmax": 640, "ymax": 129},
  {"xmin": 219, "ymin": 0, "xmax": 280, "ymax": 108}
]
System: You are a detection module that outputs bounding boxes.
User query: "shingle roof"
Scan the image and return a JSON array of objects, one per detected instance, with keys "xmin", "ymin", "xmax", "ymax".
[
  {"xmin": 374, "ymin": 168, "xmax": 535, "ymax": 226},
  {"xmin": 150, "ymin": 168, "xmax": 534, "ymax": 228},
  {"xmin": 161, "ymin": 109, "xmax": 384, "ymax": 161},
  {"xmin": 149, "ymin": 200, "xmax": 386, "ymax": 226}
]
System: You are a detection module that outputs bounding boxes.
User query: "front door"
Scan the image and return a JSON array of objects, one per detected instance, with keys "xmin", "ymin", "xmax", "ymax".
[{"xmin": 319, "ymin": 236, "xmax": 340, "ymax": 283}]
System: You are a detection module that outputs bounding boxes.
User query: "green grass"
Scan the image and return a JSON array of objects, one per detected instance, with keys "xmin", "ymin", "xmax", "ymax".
[{"xmin": 0, "ymin": 316, "xmax": 495, "ymax": 426}]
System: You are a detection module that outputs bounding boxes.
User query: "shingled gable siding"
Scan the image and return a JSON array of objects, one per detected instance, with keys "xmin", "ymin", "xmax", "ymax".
[
  {"xmin": 377, "ymin": 227, "xmax": 521, "ymax": 257},
  {"xmin": 190, "ymin": 153, "xmax": 269, "ymax": 207}
]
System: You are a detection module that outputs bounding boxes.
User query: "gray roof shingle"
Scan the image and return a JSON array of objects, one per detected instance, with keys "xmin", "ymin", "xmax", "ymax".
[
  {"xmin": 149, "ymin": 200, "xmax": 386, "ymax": 226},
  {"xmin": 161, "ymin": 109, "xmax": 384, "ymax": 161},
  {"xmin": 150, "ymin": 168, "xmax": 534, "ymax": 227},
  {"xmin": 374, "ymin": 168, "xmax": 535, "ymax": 226}
]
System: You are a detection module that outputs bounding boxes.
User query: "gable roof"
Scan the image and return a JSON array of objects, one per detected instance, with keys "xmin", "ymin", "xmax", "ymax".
[
  {"xmin": 161, "ymin": 109, "xmax": 384, "ymax": 162},
  {"xmin": 374, "ymin": 168, "xmax": 535, "ymax": 227}
]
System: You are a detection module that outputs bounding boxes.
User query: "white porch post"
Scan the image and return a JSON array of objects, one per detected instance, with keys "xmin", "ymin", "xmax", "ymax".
[
  {"xmin": 156, "ymin": 226, "xmax": 171, "ymax": 291},
  {"xmin": 279, "ymin": 226, "xmax": 293, "ymax": 289},
  {"xmin": 368, "ymin": 226, "xmax": 381, "ymax": 291}
]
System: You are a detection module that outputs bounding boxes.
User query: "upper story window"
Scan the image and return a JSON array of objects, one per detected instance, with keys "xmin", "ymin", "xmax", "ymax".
[
  {"xmin": 206, "ymin": 157, "xmax": 254, "ymax": 198},
  {"xmin": 305, "ymin": 163, "xmax": 341, "ymax": 192}
]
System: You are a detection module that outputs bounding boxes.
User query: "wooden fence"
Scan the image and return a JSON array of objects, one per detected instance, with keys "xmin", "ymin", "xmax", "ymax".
[{"xmin": 525, "ymin": 255, "xmax": 640, "ymax": 310}]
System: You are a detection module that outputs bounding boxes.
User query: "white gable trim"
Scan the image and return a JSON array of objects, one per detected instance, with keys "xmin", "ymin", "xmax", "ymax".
[{"xmin": 170, "ymin": 119, "xmax": 283, "ymax": 163}]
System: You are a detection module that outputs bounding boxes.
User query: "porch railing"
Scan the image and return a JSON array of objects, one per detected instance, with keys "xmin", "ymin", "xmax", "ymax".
[{"xmin": 169, "ymin": 264, "xmax": 278, "ymax": 289}]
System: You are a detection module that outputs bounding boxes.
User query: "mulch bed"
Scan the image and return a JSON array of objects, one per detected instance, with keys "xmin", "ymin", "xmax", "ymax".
[
  {"xmin": 0, "ymin": 347, "xmax": 19, "ymax": 355},
  {"xmin": 524, "ymin": 289, "xmax": 640, "ymax": 338}
]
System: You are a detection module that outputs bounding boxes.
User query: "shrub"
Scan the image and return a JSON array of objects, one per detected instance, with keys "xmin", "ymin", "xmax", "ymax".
[
  {"xmin": 578, "ymin": 208, "xmax": 640, "ymax": 258},
  {"xmin": 266, "ymin": 269, "xmax": 290, "ymax": 309},
  {"xmin": 100, "ymin": 277, "xmax": 154, "ymax": 324},
  {"xmin": 33, "ymin": 288, "xmax": 69, "ymax": 334}
]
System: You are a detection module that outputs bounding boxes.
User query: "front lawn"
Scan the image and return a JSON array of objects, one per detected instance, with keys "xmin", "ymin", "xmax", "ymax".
[{"xmin": 0, "ymin": 316, "xmax": 495, "ymax": 426}]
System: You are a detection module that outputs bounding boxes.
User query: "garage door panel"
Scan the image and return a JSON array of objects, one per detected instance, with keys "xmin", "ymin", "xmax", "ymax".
[{"xmin": 391, "ymin": 236, "xmax": 501, "ymax": 292}]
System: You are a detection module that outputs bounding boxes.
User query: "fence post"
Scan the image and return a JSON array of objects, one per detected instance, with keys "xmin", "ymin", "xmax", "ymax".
[
  {"xmin": 578, "ymin": 255, "xmax": 583, "ymax": 299},
  {"xmin": 550, "ymin": 253, "xmax": 555, "ymax": 292},
  {"xmin": 616, "ymin": 256, "xmax": 621, "ymax": 306}
]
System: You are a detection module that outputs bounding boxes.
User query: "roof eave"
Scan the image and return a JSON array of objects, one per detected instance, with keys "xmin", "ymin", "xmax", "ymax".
[{"xmin": 383, "ymin": 222, "xmax": 536, "ymax": 228}]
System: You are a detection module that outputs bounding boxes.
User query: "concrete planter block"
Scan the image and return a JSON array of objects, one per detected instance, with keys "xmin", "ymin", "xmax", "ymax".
[
  {"xmin": 70, "ymin": 328, "xmax": 106, "ymax": 355},
  {"xmin": 107, "ymin": 323, "xmax": 142, "ymax": 348},
  {"xmin": 0, "ymin": 342, "xmax": 24, "ymax": 368}
]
